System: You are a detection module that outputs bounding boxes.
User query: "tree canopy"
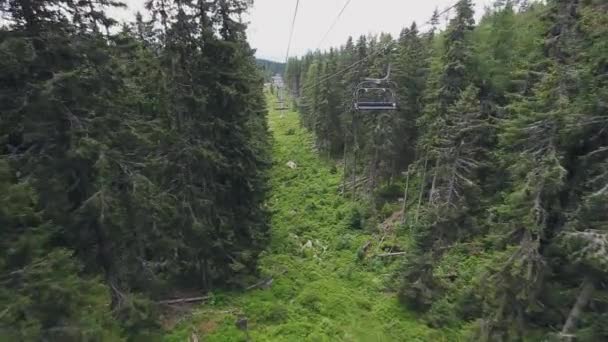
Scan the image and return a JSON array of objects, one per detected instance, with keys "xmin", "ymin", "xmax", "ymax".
[
  {"xmin": 284, "ymin": 0, "xmax": 608, "ymax": 339},
  {"xmin": 0, "ymin": 0, "xmax": 270, "ymax": 339}
]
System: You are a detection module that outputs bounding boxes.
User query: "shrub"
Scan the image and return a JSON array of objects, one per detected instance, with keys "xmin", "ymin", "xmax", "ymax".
[
  {"xmin": 335, "ymin": 235, "xmax": 352, "ymax": 250},
  {"xmin": 344, "ymin": 205, "xmax": 364, "ymax": 230}
]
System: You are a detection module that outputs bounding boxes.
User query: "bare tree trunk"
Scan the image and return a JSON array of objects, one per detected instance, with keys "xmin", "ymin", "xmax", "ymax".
[
  {"xmin": 352, "ymin": 112, "xmax": 358, "ymax": 200},
  {"xmin": 369, "ymin": 147, "xmax": 379, "ymax": 193},
  {"xmin": 377, "ymin": 252, "xmax": 407, "ymax": 257},
  {"xmin": 93, "ymin": 190, "xmax": 121, "ymax": 308},
  {"xmin": 428, "ymin": 159, "xmax": 439, "ymax": 204},
  {"xmin": 401, "ymin": 167, "xmax": 411, "ymax": 224},
  {"xmin": 199, "ymin": 258, "xmax": 210, "ymax": 291},
  {"xmin": 561, "ymin": 276, "xmax": 595, "ymax": 339},
  {"xmin": 342, "ymin": 129, "xmax": 348, "ymax": 194},
  {"xmin": 415, "ymin": 157, "xmax": 428, "ymax": 224},
  {"xmin": 158, "ymin": 296, "xmax": 210, "ymax": 305},
  {"xmin": 446, "ymin": 149, "xmax": 460, "ymax": 206}
]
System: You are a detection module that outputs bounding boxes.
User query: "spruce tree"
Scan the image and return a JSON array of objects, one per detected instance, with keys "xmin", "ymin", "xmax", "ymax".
[{"xmin": 1, "ymin": 0, "xmax": 270, "ymax": 337}]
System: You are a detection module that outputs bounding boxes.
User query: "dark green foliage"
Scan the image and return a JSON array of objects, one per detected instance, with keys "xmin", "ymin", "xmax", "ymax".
[
  {"xmin": 1, "ymin": 0, "xmax": 270, "ymax": 338},
  {"xmin": 344, "ymin": 205, "xmax": 364, "ymax": 230},
  {"xmin": 286, "ymin": 25, "xmax": 440, "ymax": 199},
  {"xmin": 0, "ymin": 160, "xmax": 122, "ymax": 340},
  {"xmin": 164, "ymin": 103, "xmax": 443, "ymax": 341},
  {"xmin": 285, "ymin": 0, "xmax": 608, "ymax": 339}
]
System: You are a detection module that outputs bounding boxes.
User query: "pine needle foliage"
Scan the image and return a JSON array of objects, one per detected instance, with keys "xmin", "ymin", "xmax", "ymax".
[
  {"xmin": 285, "ymin": 0, "xmax": 608, "ymax": 339},
  {"xmin": 1, "ymin": 0, "xmax": 270, "ymax": 338}
]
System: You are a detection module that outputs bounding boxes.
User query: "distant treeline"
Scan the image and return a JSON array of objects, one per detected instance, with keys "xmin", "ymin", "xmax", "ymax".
[{"xmin": 256, "ymin": 58, "xmax": 286, "ymax": 82}]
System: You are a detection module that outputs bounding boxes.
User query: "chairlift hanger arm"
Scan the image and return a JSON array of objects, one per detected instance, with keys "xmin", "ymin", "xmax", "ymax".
[{"xmin": 363, "ymin": 64, "xmax": 392, "ymax": 83}]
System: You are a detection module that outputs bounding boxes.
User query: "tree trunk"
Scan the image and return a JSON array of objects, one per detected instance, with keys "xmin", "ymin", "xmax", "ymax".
[
  {"xmin": 352, "ymin": 112, "xmax": 358, "ymax": 200},
  {"xmin": 93, "ymin": 190, "xmax": 121, "ymax": 308},
  {"xmin": 401, "ymin": 167, "xmax": 411, "ymax": 224},
  {"xmin": 369, "ymin": 147, "xmax": 379, "ymax": 193},
  {"xmin": 158, "ymin": 296, "xmax": 210, "ymax": 305},
  {"xmin": 446, "ymin": 148, "xmax": 460, "ymax": 206},
  {"xmin": 377, "ymin": 252, "xmax": 407, "ymax": 257},
  {"xmin": 342, "ymin": 129, "xmax": 348, "ymax": 194},
  {"xmin": 203, "ymin": 258, "xmax": 210, "ymax": 291},
  {"xmin": 415, "ymin": 157, "xmax": 428, "ymax": 223},
  {"xmin": 561, "ymin": 276, "xmax": 595, "ymax": 339},
  {"xmin": 428, "ymin": 159, "xmax": 439, "ymax": 204}
]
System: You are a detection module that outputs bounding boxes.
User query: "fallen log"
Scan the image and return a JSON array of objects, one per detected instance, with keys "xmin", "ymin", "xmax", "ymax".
[
  {"xmin": 157, "ymin": 296, "xmax": 210, "ymax": 305},
  {"xmin": 246, "ymin": 277, "xmax": 273, "ymax": 291},
  {"xmin": 376, "ymin": 252, "xmax": 407, "ymax": 257},
  {"xmin": 339, "ymin": 177, "xmax": 370, "ymax": 194}
]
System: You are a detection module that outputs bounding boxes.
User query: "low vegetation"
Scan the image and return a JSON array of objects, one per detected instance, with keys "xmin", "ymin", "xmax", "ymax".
[
  {"xmin": 285, "ymin": 0, "xmax": 608, "ymax": 340},
  {"xmin": 165, "ymin": 96, "xmax": 448, "ymax": 341}
]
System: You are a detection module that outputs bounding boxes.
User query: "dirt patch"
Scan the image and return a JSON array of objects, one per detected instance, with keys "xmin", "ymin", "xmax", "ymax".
[
  {"xmin": 198, "ymin": 318, "xmax": 219, "ymax": 335},
  {"xmin": 159, "ymin": 304, "xmax": 198, "ymax": 330},
  {"xmin": 379, "ymin": 210, "xmax": 403, "ymax": 234}
]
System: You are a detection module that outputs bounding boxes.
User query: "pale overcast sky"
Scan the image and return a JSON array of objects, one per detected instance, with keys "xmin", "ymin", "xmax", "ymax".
[{"xmin": 111, "ymin": 0, "xmax": 495, "ymax": 62}]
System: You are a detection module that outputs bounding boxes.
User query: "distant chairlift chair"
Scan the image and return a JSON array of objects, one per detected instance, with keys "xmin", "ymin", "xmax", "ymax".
[{"xmin": 353, "ymin": 65, "xmax": 397, "ymax": 111}]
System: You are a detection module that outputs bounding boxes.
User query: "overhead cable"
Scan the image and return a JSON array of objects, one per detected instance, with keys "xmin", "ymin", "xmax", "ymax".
[
  {"xmin": 316, "ymin": 0, "xmax": 354, "ymax": 50},
  {"xmin": 285, "ymin": 0, "xmax": 301, "ymax": 64},
  {"xmin": 301, "ymin": 1, "xmax": 461, "ymax": 92}
]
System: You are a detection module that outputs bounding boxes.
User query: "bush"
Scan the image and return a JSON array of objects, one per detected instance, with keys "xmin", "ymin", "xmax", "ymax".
[
  {"xmin": 335, "ymin": 235, "xmax": 352, "ymax": 250},
  {"xmin": 344, "ymin": 205, "xmax": 364, "ymax": 230},
  {"xmin": 297, "ymin": 291, "xmax": 323, "ymax": 313},
  {"xmin": 427, "ymin": 298, "xmax": 458, "ymax": 328},
  {"xmin": 397, "ymin": 255, "xmax": 439, "ymax": 312},
  {"xmin": 380, "ymin": 203, "xmax": 395, "ymax": 219},
  {"xmin": 257, "ymin": 303, "xmax": 289, "ymax": 323}
]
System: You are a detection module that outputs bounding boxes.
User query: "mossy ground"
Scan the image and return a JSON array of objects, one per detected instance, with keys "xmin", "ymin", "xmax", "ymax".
[{"xmin": 164, "ymin": 96, "xmax": 449, "ymax": 341}]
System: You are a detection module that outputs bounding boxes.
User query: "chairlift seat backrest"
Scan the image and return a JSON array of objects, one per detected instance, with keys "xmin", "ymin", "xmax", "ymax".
[{"xmin": 353, "ymin": 63, "xmax": 398, "ymax": 112}]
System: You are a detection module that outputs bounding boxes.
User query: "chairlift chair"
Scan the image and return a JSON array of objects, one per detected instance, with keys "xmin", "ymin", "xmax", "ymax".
[{"xmin": 353, "ymin": 64, "xmax": 397, "ymax": 111}]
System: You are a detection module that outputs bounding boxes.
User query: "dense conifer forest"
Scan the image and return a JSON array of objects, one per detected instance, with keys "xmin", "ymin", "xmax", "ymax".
[
  {"xmin": 0, "ymin": 0, "xmax": 270, "ymax": 339},
  {"xmin": 1, "ymin": 0, "xmax": 607, "ymax": 340},
  {"xmin": 284, "ymin": 0, "xmax": 608, "ymax": 340},
  {"xmin": 256, "ymin": 58, "xmax": 285, "ymax": 82}
]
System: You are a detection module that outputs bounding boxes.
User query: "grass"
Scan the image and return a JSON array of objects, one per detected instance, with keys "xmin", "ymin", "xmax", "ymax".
[{"xmin": 164, "ymin": 96, "xmax": 447, "ymax": 341}]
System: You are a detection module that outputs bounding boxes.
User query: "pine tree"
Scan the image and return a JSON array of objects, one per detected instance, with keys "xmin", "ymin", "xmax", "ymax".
[
  {"xmin": 300, "ymin": 60, "xmax": 322, "ymax": 131},
  {"xmin": 279, "ymin": 1, "xmax": 608, "ymax": 339},
  {"xmin": 397, "ymin": 0, "xmax": 492, "ymax": 321},
  {"xmin": 393, "ymin": 22, "xmax": 430, "ymax": 172},
  {"xmin": 478, "ymin": 0, "xmax": 608, "ymax": 339},
  {"xmin": 1, "ymin": 0, "xmax": 270, "ymax": 337},
  {"xmin": 315, "ymin": 49, "xmax": 344, "ymax": 157},
  {"xmin": 438, "ymin": 0, "xmax": 476, "ymax": 111}
]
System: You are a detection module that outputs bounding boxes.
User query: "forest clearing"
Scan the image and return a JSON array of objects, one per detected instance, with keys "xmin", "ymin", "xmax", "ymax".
[{"xmin": 165, "ymin": 96, "xmax": 448, "ymax": 341}]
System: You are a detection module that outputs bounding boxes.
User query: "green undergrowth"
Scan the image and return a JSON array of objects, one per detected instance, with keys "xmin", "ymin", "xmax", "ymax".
[{"xmin": 164, "ymin": 96, "xmax": 450, "ymax": 341}]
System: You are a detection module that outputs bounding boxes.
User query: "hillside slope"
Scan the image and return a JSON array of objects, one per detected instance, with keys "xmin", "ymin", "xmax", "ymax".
[{"xmin": 165, "ymin": 96, "xmax": 451, "ymax": 341}]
